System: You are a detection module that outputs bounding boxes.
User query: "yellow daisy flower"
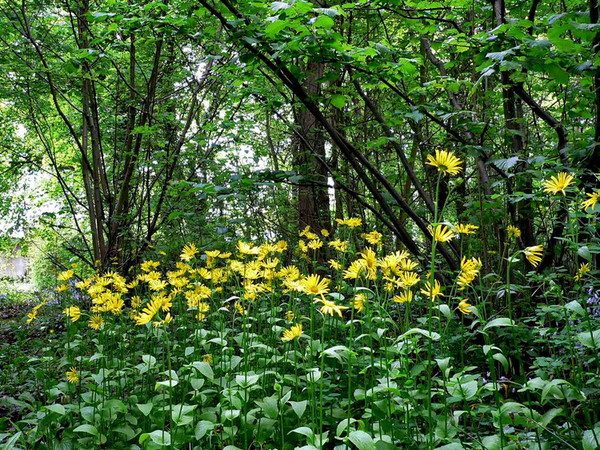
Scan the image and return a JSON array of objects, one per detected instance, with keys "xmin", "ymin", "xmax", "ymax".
[
  {"xmin": 393, "ymin": 290, "xmax": 413, "ymax": 304},
  {"xmin": 281, "ymin": 324, "xmax": 303, "ymax": 342},
  {"xmin": 66, "ymin": 367, "xmax": 78, "ymax": 383},
  {"xmin": 524, "ymin": 245, "xmax": 544, "ymax": 267},
  {"xmin": 543, "ymin": 172, "xmax": 574, "ymax": 195},
  {"xmin": 426, "ymin": 150, "xmax": 463, "ymax": 176},
  {"xmin": 458, "ymin": 299, "xmax": 473, "ymax": 315},
  {"xmin": 582, "ymin": 190, "xmax": 600, "ymax": 211}
]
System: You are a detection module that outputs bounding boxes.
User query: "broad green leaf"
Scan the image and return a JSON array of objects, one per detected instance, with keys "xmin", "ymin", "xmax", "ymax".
[
  {"xmin": 577, "ymin": 330, "xmax": 600, "ymax": 349},
  {"xmin": 331, "ymin": 94, "xmax": 346, "ymax": 109},
  {"xmin": 46, "ymin": 404, "xmax": 66, "ymax": 415},
  {"xmin": 195, "ymin": 420, "xmax": 215, "ymax": 440},
  {"xmin": 348, "ymin": 430, "xmax": 375, "ymax": 450},
  {"xmin": 148, "ymin": 430, "xmax": 171, "ymax": 446},
  {"xmin": 142, "ymin": 355, "xmax": 157, "ymax": 367},
  {"xmin": 290, "ymin": 400, "xmax": 308, "ymax": 419},
  {"xmin": 314, "ymin": 15, "xmax": 334, "ymax": 29},
  {"xmin": 137, "ymin": 402, "xmax": 153, "ymax": 416},
  {"xmin": 566, "ymin": 300, "xmax": 586, "ymax": 316},
  {"xmin": 483, "ymin": 318, "xmax": 515, "ymax": 330},
  {"xmin": 192, "ymin": 361, "xmax": 214, "ymax": 379},
  {"xmin": 235, "ymin": 374, "xmax": 260, "ymax": 387},
  {"xmin": 583, "ymin": 428, "xmax": 600, "ymax": 450},
  {"xmin": 400, "ymin": 328, "xmax": 440, "ymax": 340},
  {"xmin": 73, "ymin": 424, "xmax": 99, "ymax": 436}
]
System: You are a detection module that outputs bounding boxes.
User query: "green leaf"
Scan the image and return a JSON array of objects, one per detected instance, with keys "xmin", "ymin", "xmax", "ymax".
[
  {"xmin": 492, "ymin": 353, "xmax": 509, "ymax": 372},
  {"xmin": 331, "ymin": 94, "xmax": 346, "ymax": 109},
  {"xmin": 289, "ymin": 400, "xmax": 307, "ymax": 419},
  {"xmin": 235, "ymin": 374, "xmax": 260, "ymax": 388},
  {"xmin": 314, "ymin": 15, "xmax": 334, "ymax": 29},
  {"xmin": 578, "ymin": 245, "xmax": 592, "ymax": 261},
  {"xmin": 400, "ymin": 328, "xmax": 440, "ymax": 340},
  {"xmin": 73, "ymin": 424, "xmax": 99, "ymax": 436},
  {"xmin": 137, "ymin": 403, "xmax": 153, "ymax": 416},
  {"xmin": 583, "ymin": 428, "xmax": 600, "ymax": 450},
  {"xmin": 566, "ymin": 300, "xmax": 586, "ymax": 316},
  {"xmin": 2, "ymin": 432, "xmax": 22, "ymax": 450},
  {"xmin": 46, "ymin": 404, "xmax": 66, "ymax": 415},
  {"xmin": 192, "ymin": 361, "xmax": 214, "ymax": 380},
  {"xmin": 348, "ymin": 430, "xmax": 375, "ymax": 450},
  {"xmin": 148, "ymin": 430, "xmax": 171, "ymax": 446},
  {"xmin": 577, "ymin": 330, "xmax": 600, "ymax": 349},
  {"xmin": 195, "ymin": 420, "xmax": 215, "ymax": 440},
  {"xmin": 155, "ymin": 379, "xmax": 178, "ymax": 389},
  {"xmin": 483, "ymin": 318, "xmax": 516, "ymax": 330},
  {"xmin": 265, "ymin": 20, "xmax": 287, "ymax": 38},
  {"xmin": 142, "ymin": 354, "xmax": 157, "ymax": 367},
  {"xmin": 114, "ymin": 425, "xmax": 136, "ymax": 441}
]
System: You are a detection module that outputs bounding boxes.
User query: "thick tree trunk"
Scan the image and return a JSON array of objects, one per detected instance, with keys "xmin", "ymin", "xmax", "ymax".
[{"xmin": 294, "ymin": 61, "xmax": 332, "ymax": 234}]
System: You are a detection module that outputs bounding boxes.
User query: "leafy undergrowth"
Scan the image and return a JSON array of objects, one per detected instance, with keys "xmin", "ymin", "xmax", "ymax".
[{"xmin": 1, "ymin": 226, "xmax": 599, "ymax": 450}]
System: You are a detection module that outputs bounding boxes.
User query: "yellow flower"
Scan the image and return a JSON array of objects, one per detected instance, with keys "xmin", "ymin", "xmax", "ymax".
[
  {"xmin": 57, "ymin": 270, "xmax": 74, "ymax": 282},
  {"xmin": 524, "ymin": 245, "xmax": 544, "ymax": 267},
  {"xmin": 180, "ymin": 243, "xmax": 198, "ymax": 262},
  {"xmin": 89, "ymin": 314, "xmax": 104, "ymax": 330},
  {"xmin": 308, "ymin": 239, "xmax": 323, "ymax": 250},
  {"xmin": 104, "ymin": 295, "xmax": 123, "ymax": 315},
  {"xmin": 582, "ymin": 190, "xmax": 600, "ymax": 211},
  {"xmin": 321, "ymin": 229, "xmax": 330, "ymax": 237},
  {"xmin": 507, "ymin": 225, "xmax": 521, "ymax": 239},
  {"xmin": 63, "ymin": 306, "xmax": 81, "ymax": 322},
  {"xmin": 336, "ymin": 217, "xmax": 362, "ymax": 228},
  {"xmin": 328, "ymin": 259, "xmax": 342, "ymax": 270},
  {"xmin": 343, "ymin": 260, "xmax": 365, "ymax": 279},
  {"xmin": 360, "ymin": 248, "xmax": 378, "ymax": 279},
  {"xmin": 148, "ymin": 279, "xmax": 168, "ymax": 292},
  {"xmin": 431, "ymin": 224, "xmax": 456, "ymax": 243},
  {"xmin": 298, "ymin": 240, "xmax": 309, "ymax": 253},
  {"xmin": 141, "ymin": 260, "xmax": 160, "ymax": 272},
  {"xmin": 543, "ymin": 172, "xmax": 574, "ymax": 195},
  {"xmin": 574, "ymin": 263, "xmax": 590, "ymax": 281},
  {"xmin": 202, "ymin": 354, "xmax": 213, "ymax": 363},
  {"xmin": 285, "ymin": 310, "xmax": 295, "ymax": 322},
  {"xmin": 281, "ymin": 324, "xmax": 303, "ymax": 342},
  {"xmin": 362, "ymin": 231, "xmax": 383, "ymax": 245},
  {"xmin": 135, "ymin": 296, "xmax": 162, "ymax": 325},
  {"xmin": 56, "ymin": 284, "xmax": 69, "ymax": 292},
  {"xmin": 352, "ymin": 293, "xmax": 366, "ymax": 312},
  {"xmin": 153, "ymin": 312, "xmax": 172, "ymax": 328},
  {"xmin": 420, "ymin": 280, "xmax": 442, "ymax": 300},
  {"xmin": 66, "ymin": 367, "xmax": 78, "ymax": 383},
  {"xmin": 316, "ymin": 298, "xmax": 348, "ymax": 317},
  {"xmin": 457, "ymin": 257, "xmax": 482, "ymax": 290},
  {"xmin": 299, "ymin": 274, "xmax": 330, "ymax": 297},
  {"xmin": 27, "ymin": 310, "xmax": 37, "ymax": 324},
  {"xmin": 328, "ymin": 239, "xmax": 349, "ymax": 252},
  {"xmin": 235, "ymin": 301, "xmax": 246, "ymax": 316},
  {"xmin": 458, "ymin": 299, "xmax": 473, "ymax": 315},
  {"xmin": 455, "ymin": 224, "xmax": 479, "ymax": 235},
  {"xmin": 398, "ymin": 271, "xmax": 420, "ymax": 287},
  {"xmin": 237, "ymin": 241, "xmax": 260, "ymax": 255},
  {"xmin": 398, "ymin": 258, "xmax": 418, "ymax": 272},
  {"xmin": 393, "ymin": 290, "xmax": 413, "ymax": 304},
  {"xmin": 131, "ymin": 296, "xmax": 142, "ymax": 309},
  {"xmin": 426, "ymin": 150, "xmax": 463, "ymax": 176}
]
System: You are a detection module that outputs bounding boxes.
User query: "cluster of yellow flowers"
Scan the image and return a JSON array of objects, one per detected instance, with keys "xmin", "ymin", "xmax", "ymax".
[{"xmin": 457, "ymin": 257, "xmax": 483, "ymax": 290}]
